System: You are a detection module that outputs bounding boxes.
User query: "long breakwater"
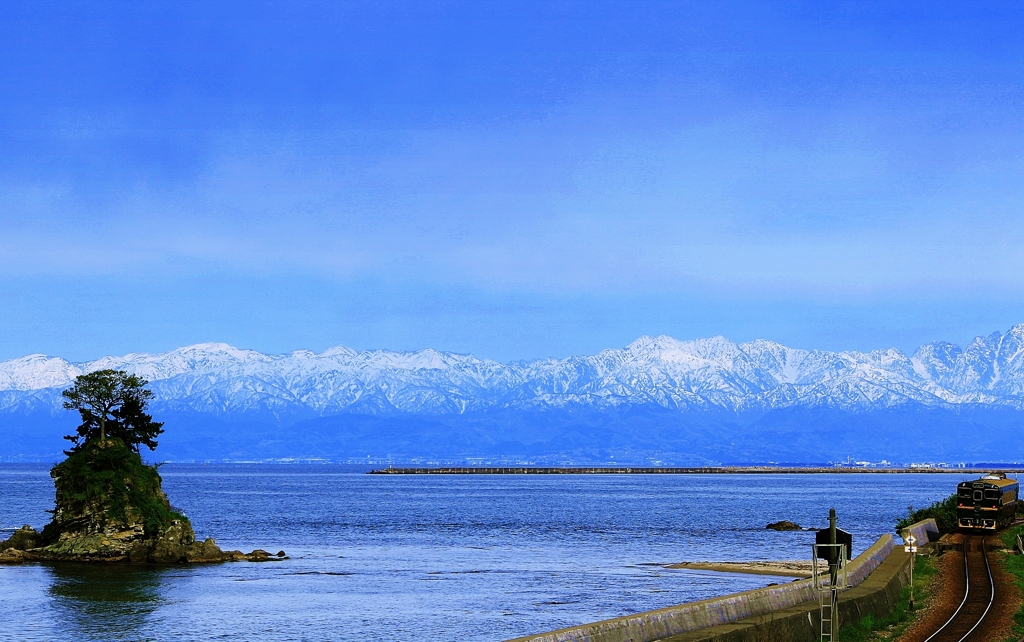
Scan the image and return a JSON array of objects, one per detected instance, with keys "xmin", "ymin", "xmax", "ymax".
[{"xmin": 367, "ymin": 466, "xmax": 1022, "ymax": 475}]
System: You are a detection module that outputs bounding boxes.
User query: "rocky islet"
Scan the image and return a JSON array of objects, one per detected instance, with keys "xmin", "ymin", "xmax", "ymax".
[{"xmin": 0, "ymin": 438, "xmax": 283, "ymax": 565}]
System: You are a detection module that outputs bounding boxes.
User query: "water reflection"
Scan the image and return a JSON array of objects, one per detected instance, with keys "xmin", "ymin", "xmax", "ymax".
[{"xmin": 45, "ymin": 563, "xmax": 169, "ymax": 641}]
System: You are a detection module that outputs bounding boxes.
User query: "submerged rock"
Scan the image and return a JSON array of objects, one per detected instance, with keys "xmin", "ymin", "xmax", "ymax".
[
  {"xmin": 0, "ymin": 439, "xmax": 284, "ymax": 565},
  {"xmin": 766, "ymin": 520, "xmax": 803, "ymax": 531}
]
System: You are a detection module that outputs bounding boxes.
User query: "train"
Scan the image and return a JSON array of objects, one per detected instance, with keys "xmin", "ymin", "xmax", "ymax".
[{"xmin": 957, "ymin": 473, "xmax": 1019, "ymax": 531}]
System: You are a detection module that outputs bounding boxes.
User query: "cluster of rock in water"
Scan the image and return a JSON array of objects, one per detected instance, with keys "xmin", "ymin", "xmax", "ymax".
[
  {"xmin": 765, "ymin": 520, "xmax": 804, "ymax": 531},
  {"xmin": 0, "ymin": 440, "xmax": 283, "ymax": 565}
]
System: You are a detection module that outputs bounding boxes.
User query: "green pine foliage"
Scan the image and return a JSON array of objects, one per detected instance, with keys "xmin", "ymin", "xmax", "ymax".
[
  {"xmin": 61, "ymin": 369, "xmax": 164, "ymax": 453},
  {"xmin": 47, "ymin": 438, "xmax": 184, "ymax": 538},
  {"xmin": 895, "ymin": 493, "xmax": 958, "ymax": 534}
]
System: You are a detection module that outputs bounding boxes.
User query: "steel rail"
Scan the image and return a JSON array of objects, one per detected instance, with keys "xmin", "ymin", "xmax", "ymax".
[
  {"xmin": 958, "ymin": 539, "xmax": 994, "ymax": 642},
  {"xmin": 922, "ymin": 545, "xmax": 971, "ymax": 642},
  {"xmin": 922, "ymin": 537, "xmax": 995, "ymax": 642}
]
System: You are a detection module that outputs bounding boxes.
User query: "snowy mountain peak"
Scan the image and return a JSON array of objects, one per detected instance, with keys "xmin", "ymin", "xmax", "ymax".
[
  {"xmin": 625, "ymin": 334, "xmax": 741, "ymax": 364},
  {"xmin": 0, "ymin": 354, "xmax": 80, "ymax": 391},
  {"xmin": 166, "ymin": 342, "xmax": 272, "ymax": 362},
  {"xmin": 320, "ymin": 345, "xmax": 358, "ymax": 358},
  {"xmin": 5, "ymin": 327, "xmax": 1024, "ymax": 416}
]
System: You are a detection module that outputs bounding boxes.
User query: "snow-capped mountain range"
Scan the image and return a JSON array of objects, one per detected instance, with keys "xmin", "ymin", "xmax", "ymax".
[{"xmin": 5, "ymin": 324, "xmax": 1024, "ymax": 417}]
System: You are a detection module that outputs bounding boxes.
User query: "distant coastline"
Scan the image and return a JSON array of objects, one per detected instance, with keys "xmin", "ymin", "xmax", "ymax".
[{"xmin": 367, "ymin": 466, "xmax": 1024, "ymax": 475}]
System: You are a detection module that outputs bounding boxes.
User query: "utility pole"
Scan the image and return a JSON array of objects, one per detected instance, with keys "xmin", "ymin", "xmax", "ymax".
[
  {"xmin": 829, "ymin": 508, "xmax": 839, "ymax": 640},
  {"xmin": 814, "ymin": 508, "xmax": 850, "ymax": 642}
]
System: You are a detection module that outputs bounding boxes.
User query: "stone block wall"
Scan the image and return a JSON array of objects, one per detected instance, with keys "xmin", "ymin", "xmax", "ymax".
[{"xmin": 507, "ymin": 534, "xmax": 895, "ymax": 642}]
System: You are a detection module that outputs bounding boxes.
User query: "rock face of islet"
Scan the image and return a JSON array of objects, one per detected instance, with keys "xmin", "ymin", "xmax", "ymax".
[{"xmin": 0, "ymin": 439, "xmax": 283, "ymax": 565}]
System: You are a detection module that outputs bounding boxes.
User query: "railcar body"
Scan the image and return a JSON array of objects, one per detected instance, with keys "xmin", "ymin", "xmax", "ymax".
[{"xmin": 957, "ymin": 473, "xmax": 1018, "ymax": 531}]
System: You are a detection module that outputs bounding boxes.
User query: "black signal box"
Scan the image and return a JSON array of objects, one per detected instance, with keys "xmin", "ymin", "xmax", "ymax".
[{"xmin": 815, "ymin": 528, "xmax": 853, "ymax": 562}]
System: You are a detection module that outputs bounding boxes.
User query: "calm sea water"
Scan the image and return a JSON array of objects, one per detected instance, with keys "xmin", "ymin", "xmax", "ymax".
[{"xmin": 0, "ymin": 465, "xmax": 961, "ymax": 642}]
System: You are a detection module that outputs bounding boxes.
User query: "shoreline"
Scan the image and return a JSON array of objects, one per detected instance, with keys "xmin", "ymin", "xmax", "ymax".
[{"xmin": 666, "ymin": 560, "xmax": 813, "ymax": 578}]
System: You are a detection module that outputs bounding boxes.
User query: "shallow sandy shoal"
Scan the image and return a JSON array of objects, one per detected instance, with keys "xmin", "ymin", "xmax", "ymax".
[{"xmin": 666, "ymin": 560, "xmax": 813, "ymax": 577}]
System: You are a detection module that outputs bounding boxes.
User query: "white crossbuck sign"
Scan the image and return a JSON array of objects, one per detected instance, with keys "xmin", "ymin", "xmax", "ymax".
[{"xmin": 904, "ymin": 533, "xmax": 917, "ymax": 553}]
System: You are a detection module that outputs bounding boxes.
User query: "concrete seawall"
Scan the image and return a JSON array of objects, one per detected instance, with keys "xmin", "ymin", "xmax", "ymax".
[
  {"xmin": 664, "ymin": 545, "xmax": 912, "ymax": 641},
  {"xmin": 507, "ymin": 534, "xmax": 895, "ymax": 642},
  {"xmin": 900, "ymin": 517, "xmax": 940, "ymax": 545}
]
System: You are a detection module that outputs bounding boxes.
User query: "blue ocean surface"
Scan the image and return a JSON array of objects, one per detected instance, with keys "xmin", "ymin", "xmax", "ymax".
[{"xmin": 0, "ymin": 466, "xmax": 960, "ymax": 641}]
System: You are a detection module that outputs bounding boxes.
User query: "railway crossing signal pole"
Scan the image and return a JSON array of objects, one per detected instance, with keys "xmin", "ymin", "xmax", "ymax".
[
  {"xmin": 828, "ymin": 509, "xmax": 840, "ymax": 641},
  {"xmin": 813, "ymin": 508, "xmax": 851, "ymax": 642},
  {"xmin": 904, "ymin": 534, "xmax": 918, "ymax": 611}
]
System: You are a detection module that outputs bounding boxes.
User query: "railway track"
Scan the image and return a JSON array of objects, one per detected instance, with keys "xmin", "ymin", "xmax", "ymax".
[{"xmin": 922, "ymin": 536, "xmax": 995, "ymax": 642}]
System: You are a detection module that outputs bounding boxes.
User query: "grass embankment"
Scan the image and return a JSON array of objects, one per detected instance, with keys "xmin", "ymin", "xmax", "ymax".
[
  {"xmin": 838, "ymin": 554, "xmax": 937, "ymax": 642},
  {"xmin": 835, "ymin": 495, "xmax": 955, "ymax": 642},
  {"xmin": 999, "ymin": 524, "xmax": 1024, "ymax": 641}
]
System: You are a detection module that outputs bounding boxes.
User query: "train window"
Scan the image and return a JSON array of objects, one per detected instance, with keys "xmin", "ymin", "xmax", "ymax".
[
  {"xmin": 959, "ymin": 488, "xmax": 972, "ymax": 498},
  {"xmin": 974, "ymin": 490, "xmax": 984, "ymax": 501},
  {"xmin": 985, "ymin": 489, "xmax": 1000, "ymax": 500}
]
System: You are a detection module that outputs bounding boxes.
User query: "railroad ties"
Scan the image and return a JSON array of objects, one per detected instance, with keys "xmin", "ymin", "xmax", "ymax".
[{"xmin": 921, "ymin": 536, "xmax": 995, "ymax": 642}]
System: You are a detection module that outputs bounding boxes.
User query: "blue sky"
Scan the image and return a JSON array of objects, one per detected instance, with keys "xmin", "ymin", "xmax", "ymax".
[{"xmin": 2, "ymin": 1, "xmax": 1024, "ymax": 361}]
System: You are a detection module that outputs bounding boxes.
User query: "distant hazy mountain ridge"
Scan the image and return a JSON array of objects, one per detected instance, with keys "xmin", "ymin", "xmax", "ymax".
[
  {"xmin": 3, "ymin": 326, "xmax": 1024, "ymax": 415},
  {"xmin": 5, "ymin": 327, "xmax": 1024, "ymax": 462}
]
